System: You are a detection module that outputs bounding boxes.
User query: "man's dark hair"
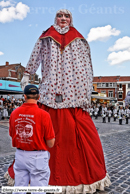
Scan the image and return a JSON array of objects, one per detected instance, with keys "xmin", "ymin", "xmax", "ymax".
[{"xmin": 26, "ymin": 94, "xmax": 39, "ymax": 100}]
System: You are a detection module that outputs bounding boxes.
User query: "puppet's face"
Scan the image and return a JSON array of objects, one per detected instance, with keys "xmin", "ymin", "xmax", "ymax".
[{"xmin": 56, "ymin": 12, "xmax": 71, "ymax": 28}]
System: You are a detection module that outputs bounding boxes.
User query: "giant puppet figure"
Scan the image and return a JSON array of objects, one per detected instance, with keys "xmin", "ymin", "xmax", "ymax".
[{"xmin": 5, "ymin": 9, "xmax": 111, "ymax": 193}]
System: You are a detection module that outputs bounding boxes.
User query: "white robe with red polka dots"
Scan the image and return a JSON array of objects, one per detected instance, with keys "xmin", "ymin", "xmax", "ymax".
[{"xmin": 25, "ymin": 29, "xmax": 93, "ymax": 111}]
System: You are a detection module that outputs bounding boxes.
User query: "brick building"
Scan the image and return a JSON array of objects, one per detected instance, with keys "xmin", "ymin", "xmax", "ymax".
[
  {"xmin": 0, "ymin": 61, "xmax": 40, "ymax": 85},
  {"xmin": 93, "ymin": 76, "xmax": 130, "ymax": 104}
]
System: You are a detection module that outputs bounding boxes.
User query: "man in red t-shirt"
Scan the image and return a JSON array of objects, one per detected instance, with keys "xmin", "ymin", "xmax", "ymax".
[{"xmin": 9, "ymin": 84, "xmax": 55, "ymax": 193}]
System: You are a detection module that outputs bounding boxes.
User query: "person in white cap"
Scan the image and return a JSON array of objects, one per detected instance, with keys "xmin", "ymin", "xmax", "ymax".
[
  {"xmin": 125, "ymin": 105, "xmax": 130, "ymax": 124},
  {"xmin": 5, "ymin": 9, "xmax": 111, "ymax": 193},
  {"xmin": 107, "ymin": 107, "xmax": 112, "ymax": 122},
  {"xmin": 94, "ymin": 105, "xmax": 99, "ymax": 119},
  {"xmin": 118, "ymin": 106, "xmax": 124, "ymax": 125},
  {"xmin": 113, "ymin": 106, "xmax": 118, "ymax": 121},
  {"xmin": 102, "ymin": 104, "xmax": 107, "ymax": 123}
]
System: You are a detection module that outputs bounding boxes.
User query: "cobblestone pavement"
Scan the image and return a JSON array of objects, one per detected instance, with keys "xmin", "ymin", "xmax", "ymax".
[
  {"xmin": 0, "ymin": 117, "xmax": 130, "ymax": 194},
  {"xmin": 0, "ymin": 120, "xmax": 15, "ymax": 156}
]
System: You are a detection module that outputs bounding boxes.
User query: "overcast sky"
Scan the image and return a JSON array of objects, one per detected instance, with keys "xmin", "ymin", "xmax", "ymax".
[{"xmin": 0, "ymin": 0, "xmax": 130, "ymax": 78}]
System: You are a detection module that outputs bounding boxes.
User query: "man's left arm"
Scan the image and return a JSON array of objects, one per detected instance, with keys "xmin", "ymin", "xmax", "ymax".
[{"xmin": 46, "ymin": 138, "xmax": 55, "ymax": 148}]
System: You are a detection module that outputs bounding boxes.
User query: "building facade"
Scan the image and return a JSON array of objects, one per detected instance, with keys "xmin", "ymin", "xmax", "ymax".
[
  {"xmin": 0, "ymin": 61, "xmax": 40, "ymax": 85},
  {"xmin": 93, "ymin": 76, "xmax": 130, "ymax": 105}
]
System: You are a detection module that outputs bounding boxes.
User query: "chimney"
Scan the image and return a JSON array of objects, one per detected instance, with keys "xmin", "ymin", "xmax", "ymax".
[
  {"xmin": 117, "ymin": 75, "xmax": 120, "ymax": 81},
  {"xmin": 98, "ymin": 76, "xmax": 102, "ymax": 82},
  {"xmin": 5, "ymin": 61, "xmax": 9, "ymax": 66}
]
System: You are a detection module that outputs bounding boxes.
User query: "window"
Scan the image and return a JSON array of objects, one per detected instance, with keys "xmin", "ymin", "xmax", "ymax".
[
  {"xmin": 113, "ymin": 83, "xmax": 117, "ymax": 87},
  {"xmin": 18, "ymin": 72, "xmax": 21, "ymax": 79},
  {"xmin": 9, "ymin": 71, "xmax": 11, "ymax": 77},
  {"xmin": 119, "ymin": 84, "xmax": 122, "ymax": 88},
  {"xmin": 97, "ymin": 83, "xmax": 101, "ymax": 87},
  {"xmin": 109, "ymin": 83, "xmax": 113, "ymax": 87},
  {"xmin": 102, "ymin": 83, "xmax": 106, "ymax": 87},
  {"xmin": 106, "ymin": 83, "xmax": 108, "ymax": 87},
  {"xmin": 35, "ymin": 75, "xmax": 38, "ymax": 81},
  {"xmin": 128, "ymin": 83, "xmax": 130, "ymax": 88},
  {"xmin": 101, "ymin": 91, "xmax": 106, "ymax": 94},
  {"xmin": 31, "ymin": 75, "xmax": 33, "ymax": 81},
  {"xmin": 108, "ymin": 91, "xmax": 113, "ymax": 97},
  {"xmin": 118, "ymin": 92, "xmax": 123, "ymax": 99}
]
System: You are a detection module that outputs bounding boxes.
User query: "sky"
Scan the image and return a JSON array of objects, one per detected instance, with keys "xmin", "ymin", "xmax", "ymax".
[{"xmin": 0, "ymin": 0, "xmax": 130, "ymax": 78}]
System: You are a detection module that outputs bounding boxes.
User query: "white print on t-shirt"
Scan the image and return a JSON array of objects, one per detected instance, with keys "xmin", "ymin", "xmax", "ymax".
[
  {"xmin": 26, "ymin": 117, "xmax": 35, "ymax": 124},
  {"xmin": 15, "ymin": 117, "xmax": 35, "ymax": 143},
  {"xmin": 19, "ymin": 114, "xmax": 34, "ymax": 118},
  {"xmin": 16, "ymin": 124, "xmax": 33, "ymax": 139},
  {"xmin": 15, "ymin": 118, "xmax": 22, "ymax": 122}
]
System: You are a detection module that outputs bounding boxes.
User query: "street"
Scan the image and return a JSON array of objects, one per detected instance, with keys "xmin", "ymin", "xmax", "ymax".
[{"xmin": 0, "ymin": 117, "xmax": 130, "ymax": 194}]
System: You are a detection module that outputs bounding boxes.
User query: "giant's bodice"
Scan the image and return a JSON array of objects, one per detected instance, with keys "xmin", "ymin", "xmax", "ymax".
[{"xmin": 25, "ymin": 28, "xmax": 93, "ymax": 111}]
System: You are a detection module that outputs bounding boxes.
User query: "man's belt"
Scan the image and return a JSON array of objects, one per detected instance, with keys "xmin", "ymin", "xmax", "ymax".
[{"xmin": 17, "ymin": 148, "xmax": 42, "ymax": 151}]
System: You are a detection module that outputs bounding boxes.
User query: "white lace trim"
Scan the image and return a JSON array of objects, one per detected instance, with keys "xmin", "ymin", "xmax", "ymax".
[
  {"xmin": 53, "ymin": 24, "xmax": 70, "ymax": 34},
  {"xmin": 54, "ymin": 173, "xmax": 111, "ymax": 194},
  {"xmin": 4, "ymin": 171, "xmax": 15, "ymax": 186},
  {"xmin": 4, "ymin": 171, "xmax": 111, "ymax": 194}
]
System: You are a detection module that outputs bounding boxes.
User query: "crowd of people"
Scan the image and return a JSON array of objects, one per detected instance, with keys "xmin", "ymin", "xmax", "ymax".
[
  {"xmin": 1, "ymin": 95, "xmax": 130, "ymax": 125},
  {"xmin": 89, "ymin": 102, "xmax": 130, "ymax": 125},
  {"xmin": 0, "ymin": 95, "xmax": 24, "ymax": 120}
]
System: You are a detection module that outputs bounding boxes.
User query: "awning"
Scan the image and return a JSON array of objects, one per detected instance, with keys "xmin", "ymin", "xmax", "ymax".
[
  {"xmin": 91, "ymin": 95, "xmax": 117, "ymax": 101},
  {"xmin": 0, "ymin": 90, "xmax": 23, "ymax": 94},
  {"xmin": 0, "ymin": 80, "xmax": 38, "ymax": 95}
]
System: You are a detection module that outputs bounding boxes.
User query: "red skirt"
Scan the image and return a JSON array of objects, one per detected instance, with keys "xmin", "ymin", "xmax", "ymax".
[
  {"xmin": 39, "ymin": 104, "xmax": 107, "ymax": 186},
  {"xmin": 7, "ymin": 105, "xmax": 107, "ymax": 187}
]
